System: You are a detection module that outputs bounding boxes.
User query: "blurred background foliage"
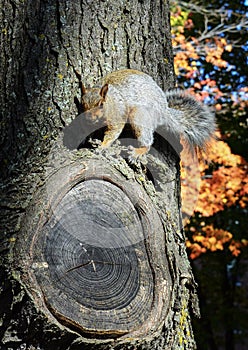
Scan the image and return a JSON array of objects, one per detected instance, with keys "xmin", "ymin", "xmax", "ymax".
[{"xmin": 170, "ymin": 1, "xmax": 248, "ymax": 348}]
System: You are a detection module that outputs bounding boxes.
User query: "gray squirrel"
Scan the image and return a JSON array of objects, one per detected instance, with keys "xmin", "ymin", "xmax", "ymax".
[{"xmin": 81, "ymin": 69, "xmax": 216, "ymax": 158}]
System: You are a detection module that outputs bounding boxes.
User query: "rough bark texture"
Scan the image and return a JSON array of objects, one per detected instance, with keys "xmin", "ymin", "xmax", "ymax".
[{"xmin": 0, "ymin": 0, "xmax": 198, "ymax": 349}]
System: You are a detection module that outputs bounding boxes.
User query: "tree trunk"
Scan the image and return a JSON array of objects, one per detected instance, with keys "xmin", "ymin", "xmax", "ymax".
[{"xmin": 0, "ymin": 0, "xmax": 199, "ymax": 349}]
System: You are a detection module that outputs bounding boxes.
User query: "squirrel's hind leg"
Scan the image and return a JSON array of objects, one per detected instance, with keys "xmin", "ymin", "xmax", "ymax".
[
  {"xmin": 128, "ymin": 106, "xmax": 153, "ymax": 160},
  {"xmin": 129, "ymin": 127, "xmax": 152, "ymax": 159},
  {"xmin": 130, "ymin": 145, "xmax": 150, "ymax": 158}
]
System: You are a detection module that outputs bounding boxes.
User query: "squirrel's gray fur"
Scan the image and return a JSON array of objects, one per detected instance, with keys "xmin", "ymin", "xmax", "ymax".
[{"xmin": 82, "ymin": 69, "xmax": 216, "ymax": 155}]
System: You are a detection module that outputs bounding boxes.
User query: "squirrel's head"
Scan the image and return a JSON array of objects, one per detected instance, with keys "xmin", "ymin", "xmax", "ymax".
[
  {"xmin": 82, "ymin": 84, "xmax": 109, "ymax": 111},
  {"xmin": 81, "ymin": 84, "xmax": 109, "ymax": 123}
]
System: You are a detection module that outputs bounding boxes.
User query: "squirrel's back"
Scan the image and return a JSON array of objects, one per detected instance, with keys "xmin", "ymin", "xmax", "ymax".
[
  {"xmin": 102, "ymin": 69, "xmax": 176, "ymax": 129},
  {"xmin": 103, "ymin": 69, "xmax": 167, "ymax": 103}
]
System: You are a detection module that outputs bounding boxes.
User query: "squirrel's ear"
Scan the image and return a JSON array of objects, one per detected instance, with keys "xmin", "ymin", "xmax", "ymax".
[
  {"xmin": 100, "ymin": 84, "xmax": 109, "ymax": 100},
  {"xmin": 80, "ymin": 82, "xmax": 88, "ymax": 95}
]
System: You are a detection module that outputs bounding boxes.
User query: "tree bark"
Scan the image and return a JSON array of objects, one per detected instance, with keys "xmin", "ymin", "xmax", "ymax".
[{"xmin": 0, "ymin": 0, "xmax": 199, "ymax": 349}]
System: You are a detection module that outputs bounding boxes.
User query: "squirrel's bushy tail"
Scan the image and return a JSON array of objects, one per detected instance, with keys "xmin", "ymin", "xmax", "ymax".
[{"xmin": 165, "ymin": 90, "xmax": 216, "ymax": 150}]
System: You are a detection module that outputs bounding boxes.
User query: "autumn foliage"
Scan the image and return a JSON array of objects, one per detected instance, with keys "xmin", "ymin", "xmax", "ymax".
[
  {"xmin": 171, "ymin": 2, "xmax": 248, "ymax": 260},
  {"xmin": 181, "ymin": 136, "xmax": 248, "ymax": 259}
]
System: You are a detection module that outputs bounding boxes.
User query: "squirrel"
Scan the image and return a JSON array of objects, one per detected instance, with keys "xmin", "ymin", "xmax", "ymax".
[{"xmin": 80, "ymin": 69, "xmax": 216, "ymax": 158}]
